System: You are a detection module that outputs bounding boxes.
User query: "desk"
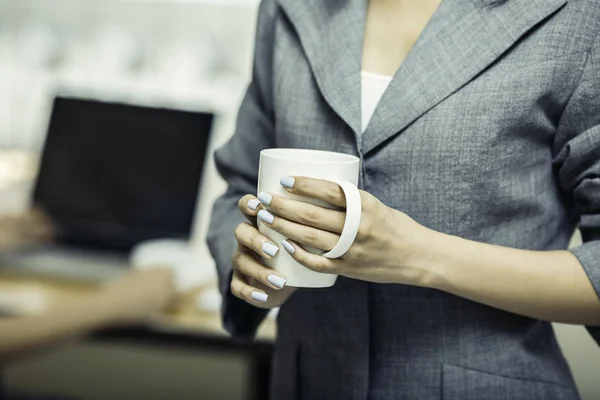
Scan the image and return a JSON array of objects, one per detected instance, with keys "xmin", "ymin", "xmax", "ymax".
[
  {"xmin": 0, "ymin": 151, "xmax": 277, "ymax": 399},
  {"xmin": 0, "ymin": 272, "xmax": 276, "ymax": 400}
]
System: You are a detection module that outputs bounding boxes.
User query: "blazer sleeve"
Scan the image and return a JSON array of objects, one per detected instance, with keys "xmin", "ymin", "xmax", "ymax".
[
  {"xmin": 206, "ymin": 0, "xmax": 277, "ymax": 342},
  {"xmin": 554, "ymin": 33, "xmax": 600, "ymax": 345}
]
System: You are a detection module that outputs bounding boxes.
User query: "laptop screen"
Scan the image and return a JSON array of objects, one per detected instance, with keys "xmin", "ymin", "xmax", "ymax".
[{"xmin": 33, "ymin": 97, "xmax": 214, "ymax": 252}]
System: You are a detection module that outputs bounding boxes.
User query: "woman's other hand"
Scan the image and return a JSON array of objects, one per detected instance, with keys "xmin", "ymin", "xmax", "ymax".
[
  {"xmin": 0, "ymin": 209, "xmax": 55, "ymax": 252},
  {"xmin": 255, "ymin": 177, "xmax": 434, "ymax": 286},
  {"xmin": 99, "ymin": 269, "xmax": 179, "ymax": 325},
  {"xmin": 230, "ymin": 195, "xmax": 296, "ymax": 309}
]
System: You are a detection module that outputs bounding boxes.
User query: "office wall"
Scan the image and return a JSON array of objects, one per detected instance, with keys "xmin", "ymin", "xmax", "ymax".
[
  {"xmin": 0, "ymin": 0, "xmax": 260, "ymax": 276},
  {"xmin": 0, "ymin": 0, "xmax": 258, "ymax": 148}
]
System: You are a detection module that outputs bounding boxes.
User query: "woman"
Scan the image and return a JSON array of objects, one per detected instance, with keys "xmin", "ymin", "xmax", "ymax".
[{"xmin": 207, "ymin": 0, "xmax": 600, "ymax": 398}]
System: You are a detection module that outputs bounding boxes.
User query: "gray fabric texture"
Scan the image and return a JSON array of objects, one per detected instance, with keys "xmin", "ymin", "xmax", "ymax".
[{"xmin": 206, "ymin": 0, "xmax": 600, "ymax": 398}]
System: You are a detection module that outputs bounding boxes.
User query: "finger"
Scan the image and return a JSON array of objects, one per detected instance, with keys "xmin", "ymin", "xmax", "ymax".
[
  {"xmin": 281, "ymin": 240, "xmax": 340, "ymax": 274},
  {"xmin": 258, "ymin": 192, "xmax": 345, "ymax": 233},
  {"xmin": 27, "ymin": 222, "xmax": 55, "ymax": 243},
  {"xmin": 280, "ymin": 176, "xmax": 346, "ymax": 208},
  {"xmin": 234, "ymin": 222, "xmax": 281, "ymax": 259},
  {"xmin": 234, "ymin": 251, "xmax": 287, "ymax": 290},
  {"xmin": 22, "ymin": 209, "xmax": 56, "ymax": 241},
  {"xmin": 10, "ymin": 227, "xmax": 53, "ymax": 249},
  {"xmin": 238, "ymin": 194, "xmax": 263, "ymax": 223},
  {"xmin": 230, "ymin": 269, "xmax": 271, "ymax": 304},
  {"xmin": 27, "ymin": 209, "xmax": 54, "ymax": 226},
  {"xmin": 257, "ymin": 209, "xmax": 340, "ymax": 251}
]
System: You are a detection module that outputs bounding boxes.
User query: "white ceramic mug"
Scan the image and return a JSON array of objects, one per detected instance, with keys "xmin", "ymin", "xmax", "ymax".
[{"xmin": 257, "ymin": 149, "xmax": 361, "ymax": 288}]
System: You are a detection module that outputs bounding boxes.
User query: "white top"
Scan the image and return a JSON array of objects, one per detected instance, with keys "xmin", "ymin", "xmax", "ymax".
[{"xmin": 361, "ymin": 70, "xmax": 393, "ymax": 133}]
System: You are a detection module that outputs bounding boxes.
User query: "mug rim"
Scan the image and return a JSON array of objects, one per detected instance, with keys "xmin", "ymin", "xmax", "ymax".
[{"xmin": 260, "ymin": 148, "xmax": 359, "ymax": 164}]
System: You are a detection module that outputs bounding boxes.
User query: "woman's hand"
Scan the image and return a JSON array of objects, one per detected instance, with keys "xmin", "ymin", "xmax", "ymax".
[
  {"xmin": 230, "ymin": 195, "xmax": 297, "ymax": 309},
  {"xmin": 255, "ymin": 177, "xmax": 435, "ymax": 286},
  {"xmin": 98, "ymin": 268, "xmax": 179, "ymax": 325}
]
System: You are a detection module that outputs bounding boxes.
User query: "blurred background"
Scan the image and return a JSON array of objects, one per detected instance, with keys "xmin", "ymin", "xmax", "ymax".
[{"xmin": 0, "ymin": 0, "xmax": 598, "ymax": 399}]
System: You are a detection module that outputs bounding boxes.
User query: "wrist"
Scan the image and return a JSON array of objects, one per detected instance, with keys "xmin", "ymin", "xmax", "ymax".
[
  {"xmin": 419, "ymin": 229, "xmax": 464, "ymax": 292},
  {"xmin": 42, "ymin": 293, "xmax": 123, "ymax": 333},
  {"xmin": 90, "ymin": 291, "xmax": 133, "ymax": 326},
  {"xmin": 403, "ymin": 224, "xmax": 450, "ymax": 289}
]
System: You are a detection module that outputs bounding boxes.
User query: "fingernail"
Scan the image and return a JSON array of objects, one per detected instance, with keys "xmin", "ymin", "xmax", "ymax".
[
  {"xmin": 252, "ymin": 291, "xmax": 268, "ymax": 303},
  {"xmin": 281, "ymin": 239, "xmax": 295, "ymax": 255},
  {"xmin": 268, "ymin": 274, "xmax": 286, "ymax": 289},
  {"xmin": 262, "ymin": 242, "xmax": 279, "ymax": 257},
  {"xmin": 280, "ymin": 176, "xmax": 295, "ymax": 189},
  {"xmin": 257, "ymin": 192, "xmax": 272, "ymax": 206},
  {"xmin": 248, "ymin": 199, "xmax": 261, "ymax": 211},
  {"xmin": 258, "ymin": 210, "xmax": 274, "ymax": 225}
]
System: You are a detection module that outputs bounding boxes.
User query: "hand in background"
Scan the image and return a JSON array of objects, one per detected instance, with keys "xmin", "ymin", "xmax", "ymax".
[
  {"xmin": 0, "ymin": 209, "xmax": 55, "ymax": 252},
  {"xmin": 0, "ymin": 268, "xmax": 179, "ymax": 363},
  {"xmin": 99, "ymin": 268, "xmax": 179, "ymax": 325}
]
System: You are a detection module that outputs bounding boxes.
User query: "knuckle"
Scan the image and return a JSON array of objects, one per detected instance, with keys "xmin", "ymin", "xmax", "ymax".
[
  {"xmin": 301, "ymin": 209, "xmax": 322, "ymax": 225},
  {"xmin": 296, "ymin": 253, "xmax": 324, "ymax": 272},
  {"xmin": 357, "ymin": 218, "xmax": 373, "ymax": 239},
  {"xmin": 234, "ymin": 223, "xmax": 245, "ymax": 240},
  {"xmin": 301, "ymin": 231, "xmax": 320, "ymax": 245},
  {"xmin": 249, "ymin": 233, "xmax": 264, "ymax": 252},
  {"xmin": 237, "ymin": 253, "xmax": 252, "ymax": 271},
  {"xmin": 237, "ymin": 195, "xmax": 250, "ymax": 210},
  {"xmin": 273, "ymin": 199, "xmax": 291, "ymax": 219},
  {"xmin": 241, "ymin": 286, "xmax": 254, "ymax": 299},
  {"xmin": 324, "ymin": 186, "xmax": 341, "ymax": 204},
  {"xmin": 308, "ymin": 262, "xmax": 323, "ymax": 273},
  {"xmin": 233, "ymin": 251, "xmax": 245, "ymax": 267},
  {"xmin": 311, "ymin": 258, "xmax": 330, "ymax": 273},
  {"xmin": 360, "ymin": 192, "xmax": 374, "ymax": 209},
  {"xmin": 296, "ymin": 179, "xmax": 310, "ymax": 194},
  {"xmin": 346, "ymin": 245, "xmax": 364, "ymax": 260},
  {"xmin": 269, "ymin": 195, "xmax": 281, "ymax": 210},
  {"xmin": 230, "ymin": 280, "xmax": 241, "ymax": 297},
  {"xmin": 239, "ymin": 254, "xmax": 262, "ymax": 279}
]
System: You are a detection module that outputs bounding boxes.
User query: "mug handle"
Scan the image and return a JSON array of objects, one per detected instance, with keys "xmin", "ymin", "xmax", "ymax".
[{"xmin": 322, "ymin": 180, "xmax": 362, "ymax": 259}]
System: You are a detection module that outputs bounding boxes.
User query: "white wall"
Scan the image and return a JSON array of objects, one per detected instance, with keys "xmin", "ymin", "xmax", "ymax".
[
  {"xmin": 0, "ymin": 0, "xmax": 260, "ymax": 276},
  {"xmin": 0, "ymin": 0, "xmax": 258, "ymax": 148}
]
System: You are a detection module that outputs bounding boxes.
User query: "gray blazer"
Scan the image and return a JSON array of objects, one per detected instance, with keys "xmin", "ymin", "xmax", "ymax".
[{"xmin": 207, "ymin": 0, "xmax": 600, "ymax": 398}]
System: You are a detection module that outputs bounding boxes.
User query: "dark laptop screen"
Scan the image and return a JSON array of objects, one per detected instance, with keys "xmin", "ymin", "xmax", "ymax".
[{"xmin": 33, "ymin": 97, "xmax": 214, "ymax": 251}]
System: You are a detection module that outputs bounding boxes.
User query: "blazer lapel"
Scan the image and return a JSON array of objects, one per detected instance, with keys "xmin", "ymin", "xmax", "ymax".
[
  {"xmin": 362, "ymin": 0, "xmax": 567, "ymax": 155},
  {"xmin": 278, "ymin": 0, "xmax": 368, "ymax": 136}
]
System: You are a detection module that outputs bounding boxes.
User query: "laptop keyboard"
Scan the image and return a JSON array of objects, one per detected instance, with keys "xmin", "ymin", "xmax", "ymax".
[{"xmin": 0, "ymin": 247, "xmax": 130, "ymax": 283}]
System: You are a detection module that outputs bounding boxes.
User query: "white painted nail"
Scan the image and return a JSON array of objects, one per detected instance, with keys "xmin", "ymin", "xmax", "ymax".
[
  {"xmin": 281, "ymin": 240, "xmax": 295, "ymax": 255},
  {"xmin": 258, "ymin": 210, "xmax": 275, "ymax": 225},
  {"xmin": 262, "ymin": 242, "xmax": 279, "ymax": 257},
  {"xmin": 257, "ymin": 192, "xmax": 272, "ymax": 206},
  {"xmin": 251, "ymin": 291, "xmax": 268, "ymax": 303},
  {"xmin": 280, "ymin": 176, "xmax": 295, "ymax": 188},
  {"xmin": 248, "ymin": 199, "xmax": 261, "ymax": 211},
  {"xmin": 267, "ymin": 274, "xmax": 286, "ymax": 289}
]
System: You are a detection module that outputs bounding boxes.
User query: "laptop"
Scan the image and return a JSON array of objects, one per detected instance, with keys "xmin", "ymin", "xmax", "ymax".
[{"xmin": 0, "ymin": 96, "xmax": 214, "ymax": 283}]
